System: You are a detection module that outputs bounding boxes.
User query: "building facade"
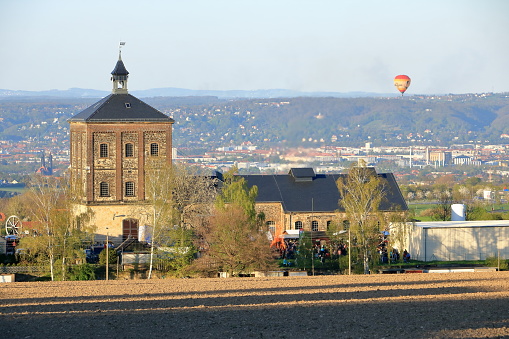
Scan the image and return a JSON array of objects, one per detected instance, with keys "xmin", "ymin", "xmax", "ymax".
[
  {"xmin": 241, "ymin": 167, "xmax": 408, "ymax": 239},
  {"xmin": 68, "ymin": 52, "xmax": 174, "ymax": 243},
  {"xmin": 394, "ymin": 220, "xmax": 509, "ymax": 261}
]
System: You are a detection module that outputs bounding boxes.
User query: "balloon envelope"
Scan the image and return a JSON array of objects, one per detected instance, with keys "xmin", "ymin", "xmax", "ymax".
[{"xmin": 394, "ymin": 75, "xmax": 411, "ymax": 94}]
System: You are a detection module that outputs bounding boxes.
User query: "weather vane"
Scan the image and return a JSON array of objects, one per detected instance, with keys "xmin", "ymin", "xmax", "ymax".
[{"xmin": 119, "ymin": 41, "xmax": 126, "ymax": 55}]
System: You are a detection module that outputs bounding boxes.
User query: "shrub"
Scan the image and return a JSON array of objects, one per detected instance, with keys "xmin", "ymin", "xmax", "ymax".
[
  {"xmin": 68, "ymin": 263, "xmax": 96, "ymax": 280},
  {"xmin": 485, "ymin": 256, "xmax": 509, "ymax": 270},
  {"xmin": 98, "ymin": 248, "xmax": 118, "ymax": 265}
]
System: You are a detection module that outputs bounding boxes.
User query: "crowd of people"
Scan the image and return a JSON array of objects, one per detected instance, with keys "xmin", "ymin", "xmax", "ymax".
[
  {"xmin": 377, "ymin": 231, "xmax": 411, "ymax": 264},
  {"xmin": 274, "ymin": 234, "xmax": 411, "ymax": 267},
  {"xmin": 276, "ymin": 239, "xmax": 349, "ymax": 265},
  {"xmin": 379, "ymin": 245, "xmax": 411, "ymax": 264}
]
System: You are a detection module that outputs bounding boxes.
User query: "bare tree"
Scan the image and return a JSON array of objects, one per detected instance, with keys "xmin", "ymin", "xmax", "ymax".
[
  {"xmin": 21, "ymin": 173, "xmax": 94, "ymax": 281},
  {"xmin": 433, "ymin": 187, "xmax": 453, "ymax": 221},
  {"xmin": 143, "ymin": 163, "xmax": 217, "ymax": 278}
]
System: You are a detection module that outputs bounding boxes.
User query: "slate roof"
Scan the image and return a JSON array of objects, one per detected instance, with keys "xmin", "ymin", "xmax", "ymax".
[
  {"xmin": 68, "ymin": 94, "xmax": 174, "ymax": 123},
  {"xmin": 111, "ymin": 58, "xmax": 129, "ymax": 76},
  {"xmin": 239, "ymin": 168, "xmax": 408, "ymax": 213}
]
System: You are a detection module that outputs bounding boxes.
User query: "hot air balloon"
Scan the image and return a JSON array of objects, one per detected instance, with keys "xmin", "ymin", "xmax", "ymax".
[{"xmin": 394, "ymin": 75, "xmax": 411, "ymax": 96}]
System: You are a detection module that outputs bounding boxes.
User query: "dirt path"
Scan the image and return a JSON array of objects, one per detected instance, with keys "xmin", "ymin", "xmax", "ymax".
[{"xmin": 2, "ymin": 272, "xmax": 509, "ymax": 338}]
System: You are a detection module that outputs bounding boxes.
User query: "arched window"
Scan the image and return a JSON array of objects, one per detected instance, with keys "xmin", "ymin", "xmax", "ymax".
[
  {"xmin": 326, "ymin": 220, "xmax": 332, "ymax": 230},
  {"xmin": 295, "ymin": 221, "xmax": 303, "ymax": 230},
  {"xmin": 99, "ymin": 143, "xmax": 108, "ymax": 158},
  {"xmin": 125, "ymin": 181, "xmax": 135, "ymax": 197},
  {"xmin": 99, "ymin": 182, "xmax": 109, "ymax": 197},
  {"xmin": 125, "ymin": 143, "xmax": 134, "ymax": 157},
  {"xmin": 312, "ymin": 220, "xmax": 319, "ymax": 232},
  {"xmin": 266, "ymin": 221, "xmax": 276, "ymax": 235},
  {"xmin": 150, "ymin": 143, "xmax": 159, "ymax": 156}
]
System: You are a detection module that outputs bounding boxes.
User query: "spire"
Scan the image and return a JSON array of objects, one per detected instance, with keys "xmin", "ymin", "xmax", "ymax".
[{"xmin": 111, "ymin": 42, "xmax": 129, "ymax": 94}]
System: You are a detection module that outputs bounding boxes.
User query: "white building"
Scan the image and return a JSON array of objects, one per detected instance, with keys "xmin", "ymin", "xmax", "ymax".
[{"xmin": 393, "ymin": 220, "xmax": 509, "ymax": 262}]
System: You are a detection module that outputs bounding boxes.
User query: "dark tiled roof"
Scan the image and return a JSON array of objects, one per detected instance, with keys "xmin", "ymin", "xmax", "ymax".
[
  {"xmin": 239, "ymin": 168, "xmax": 407, "ymax": 213},
  {"xmin": 68, "ymin": 94, "xmax": 174, "ymax": 123}
]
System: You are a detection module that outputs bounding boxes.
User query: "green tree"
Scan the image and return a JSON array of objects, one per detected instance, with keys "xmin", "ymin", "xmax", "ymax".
[
  {"xmin": 295, "ymin": 231, "xmax": 314, "ymax": 271},
  {"xmin": 336, "ymin": 162, "xmax": 386, "ymax": 274},
  {"xmin": 216, "ymin": 167, "xmax": 258, "ymax": 220}
]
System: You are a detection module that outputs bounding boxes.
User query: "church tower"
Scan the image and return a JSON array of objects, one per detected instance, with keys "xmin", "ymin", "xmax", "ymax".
[{"xmin": 68, "ymin": 50, "xmax": 174, "ymax": 244}]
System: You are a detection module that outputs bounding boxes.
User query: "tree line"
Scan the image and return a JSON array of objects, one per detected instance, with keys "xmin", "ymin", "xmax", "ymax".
[{"xmin": 0, "ymin": 162, "xmax": 423, "ymax": 279}]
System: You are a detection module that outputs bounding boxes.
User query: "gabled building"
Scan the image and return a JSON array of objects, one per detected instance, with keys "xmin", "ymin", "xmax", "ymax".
[
  {"xmin": 240, "ymin": 167, "xmax": 408, "ymax": 236},
  {"xmin": 68, "ymin": 51, "xmax": 174, "ymax": 243}
]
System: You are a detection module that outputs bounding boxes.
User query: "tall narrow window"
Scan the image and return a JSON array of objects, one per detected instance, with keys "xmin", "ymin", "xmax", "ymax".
[
  {"xmin": 150, "ymin": 143, "xmax": 159, "ymax": 156},
  {"xmin": 266, "ymin": 221, "xmax": 276, "ymax": 235},
  {"xmin": 99, "ymin": 143, "xmax": 108, "ymax": 158},
  {"xmin": 125, "ymin": 143, "xmax": 134, "ymax": 157},
  {"xmin": 295, "ymin": 221, "xmax": 303, "ymax": 230},
  {"xmin": 99, "ymin": 182, "xmax": 109, "ymax": 197},
  {"xmin": 326, "ymin": 220, "xmax": 332, "ymax": 230},
  {"xmin": 312, "ymin": 220, "xmax": 319, "ymax": 232},
  {"xmin": 125, "ymin": 182, "xmax": 135, "ymax": 197}
]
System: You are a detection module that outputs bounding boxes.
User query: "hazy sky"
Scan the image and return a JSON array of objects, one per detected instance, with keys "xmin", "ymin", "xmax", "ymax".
[{"xmin": 1, "ymin": 0, "xmax": 508, "ymax": 95}]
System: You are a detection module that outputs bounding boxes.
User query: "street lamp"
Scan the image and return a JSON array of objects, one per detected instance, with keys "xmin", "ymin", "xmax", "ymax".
[
  {"xmin": 113, "ymin": 214, "xmax": 126, "ymax": 220},
  {"xmin": 105, "ymin": 227, "xmax": 109, "ymax": 281}
]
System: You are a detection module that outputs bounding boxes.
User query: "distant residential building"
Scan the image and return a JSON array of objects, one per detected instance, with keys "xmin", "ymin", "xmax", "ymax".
[
  {"xmin": 427, "ymin": 150, "xmax": 452, "ymax": 166},
  {"xmin": 453, "ymin": 155, "xmax": 473, "ymax": 166}
]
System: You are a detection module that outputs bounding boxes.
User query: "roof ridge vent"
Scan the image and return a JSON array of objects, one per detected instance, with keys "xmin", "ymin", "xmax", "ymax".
[{"xmin": 289, "ymin": 168, "xmax": 315, "ymax": 182}]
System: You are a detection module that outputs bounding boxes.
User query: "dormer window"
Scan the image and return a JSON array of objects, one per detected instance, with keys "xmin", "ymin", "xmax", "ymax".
[
  {"xmin": 125, "ymin": 103, "xmax": 131, "ymax": 108},
  {"xmin": 289, "ymin": 168, "xmax": 315, "ymax": 182}
]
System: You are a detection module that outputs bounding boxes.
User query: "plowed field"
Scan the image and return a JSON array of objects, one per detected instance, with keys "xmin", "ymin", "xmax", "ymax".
[{"xmin": 2, "ymin": 272, "xmax": 509, "ymax": 338}]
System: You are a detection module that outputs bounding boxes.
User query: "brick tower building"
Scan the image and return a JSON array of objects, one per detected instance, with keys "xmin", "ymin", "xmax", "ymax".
[{"xmin": 68, "ymin": 52, "xmax": 174, "ymax": 244}]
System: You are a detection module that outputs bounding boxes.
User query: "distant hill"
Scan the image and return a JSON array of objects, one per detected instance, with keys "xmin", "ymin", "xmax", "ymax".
[
  {"xmin": 152, "ymin": 93, "xmax": 509, "ymax": 148},
  {"xmin": 0, "ymin": 88, "xmax": 109, "ymax": 99},
  {"xmin": 1, "ymin": 92, "xmax": 508, "ymax": 149},
  {"xmin": 0, "ymin": 87, "xmax": 396, "ymax": 99}
]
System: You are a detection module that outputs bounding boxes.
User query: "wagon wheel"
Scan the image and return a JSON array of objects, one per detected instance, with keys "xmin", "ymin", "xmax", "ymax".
[{"xmin": 5, "ymin": 215, "xmax": 22, "ymax": 235}]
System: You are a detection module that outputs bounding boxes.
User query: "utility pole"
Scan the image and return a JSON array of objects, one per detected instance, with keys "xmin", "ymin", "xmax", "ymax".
[
  {"xmin": 348, "ymin": 227, "xmax": 351, "ymax": 275},
  {"xmin": 105, "ymin": 228, "xmax": 109, "ymax": 281},
  {"xmin": 311, "ymin": 198, "xmax": 314, "ymax": 276},
  {"xmin": 109, "ymin": 214, "xmax": 126, "ymax": 281}
]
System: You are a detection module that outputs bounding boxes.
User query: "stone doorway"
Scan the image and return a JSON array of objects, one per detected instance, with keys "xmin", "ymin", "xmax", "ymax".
[{"xmin": 122, "ymin": 218, "xmax": 139, "ymax": 241}]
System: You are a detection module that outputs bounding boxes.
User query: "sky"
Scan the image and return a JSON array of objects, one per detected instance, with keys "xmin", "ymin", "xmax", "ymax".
[{"xmin": 1, "ymin": 0, "xmax": 508, "ymax": 95}]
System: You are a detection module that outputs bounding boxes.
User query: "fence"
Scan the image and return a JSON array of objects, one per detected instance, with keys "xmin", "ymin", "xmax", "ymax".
[
  {"xmin": 0, "ymin": 266, "xmax": 46, "ymax": 274},
  {"xmin": 409, "ymin": 250, "xmax": 509, "ymax": 262}
]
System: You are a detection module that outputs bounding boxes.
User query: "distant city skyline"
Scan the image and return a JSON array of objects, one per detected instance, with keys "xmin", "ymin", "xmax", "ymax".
[{"xmin": 1, "ymin": 0, "xmax": 508, "ymax": 95}]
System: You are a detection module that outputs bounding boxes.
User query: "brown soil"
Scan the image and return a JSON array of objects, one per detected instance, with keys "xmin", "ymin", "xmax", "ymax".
[{"xmin": 2, "ymin": 272, "xmax": 509, "ymax": 338}]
